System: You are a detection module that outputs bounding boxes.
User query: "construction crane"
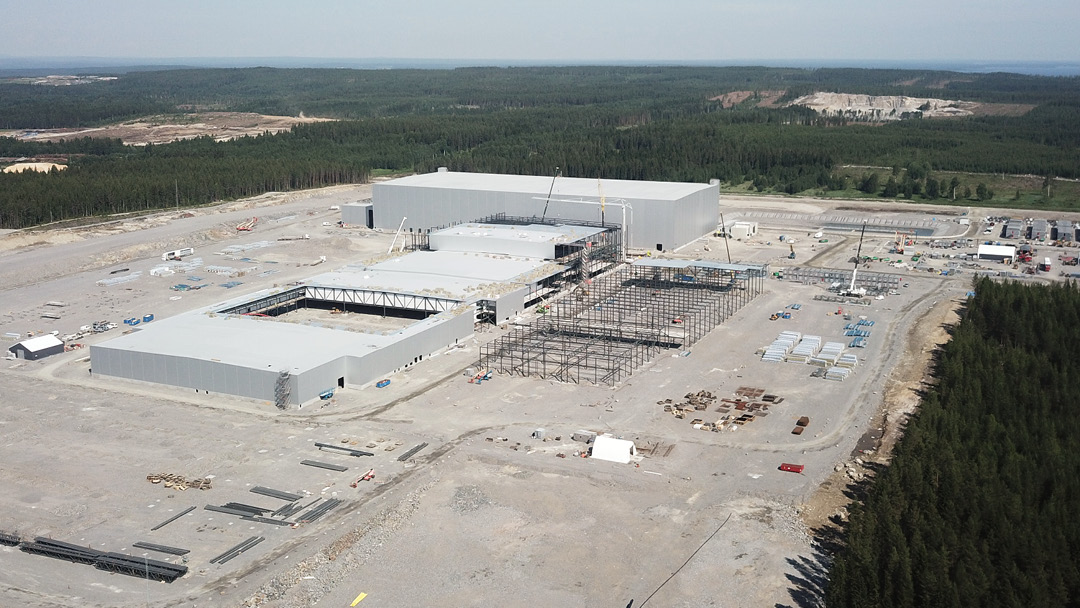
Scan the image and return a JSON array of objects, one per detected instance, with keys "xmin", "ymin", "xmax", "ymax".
[
  {"xmin": 597, "ymin": 177, "xmax": 606, "ymax": 226},
  {"xmin": 540, "ymin": 167, "xmax": 561, "ymax": 222},
  {"xmin": 840, "ymin": 222, "xmax": 868, "ymax": 297}
]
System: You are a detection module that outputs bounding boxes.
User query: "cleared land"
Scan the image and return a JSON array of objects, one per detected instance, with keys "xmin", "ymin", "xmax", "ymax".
[
  {"xmin": 0, "ymin": 112, "xmax": 332, "ymax": 146},
  {"xmin": 0, "ymin": 188, "xmax": 1066, "ymax": 607}
]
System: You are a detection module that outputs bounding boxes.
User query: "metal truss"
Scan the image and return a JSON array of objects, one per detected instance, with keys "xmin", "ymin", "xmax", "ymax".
[
  {"xmin": 786, "ymin": 266, "xmax": 902, "ymax": 293},
  {"xmin": 478, "ymin": 261, "xmax": 765, "ymax": 386}
]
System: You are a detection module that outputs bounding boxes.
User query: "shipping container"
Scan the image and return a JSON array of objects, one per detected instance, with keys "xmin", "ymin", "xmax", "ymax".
[{"xmin": 779, "ymin": 463, "xmax": 805, "ymax": 473}]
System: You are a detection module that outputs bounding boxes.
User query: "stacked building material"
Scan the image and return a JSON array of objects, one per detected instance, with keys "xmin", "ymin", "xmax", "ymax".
[
  {"xmin": 210, "ymin": 536, "xmax": 264, "ymax": 565},
  {"xmin": 824, "ymin": 367, "xmax": 851, "ymax": 381},
  {"xmin": 300, "ymin": 460, "xmax": 348, "ymax": 472},
  {"xmin": 810, "ymin": 342, "xmax": 846, "ymax": 367},
  {"xmin": 786, "ymin": 335, "xmax": 822, "ymax": 363},
  {"xmin": 20, "ymin": 537, "xmax": 188, "ymax": 582},
  {"xmin": 761, "ymin": 331, "xmax": 800, "ymax": 362},
  {"xmin": 836, "ymin": 353, "xmax": 860, "ymax": 368},
  {"xmin": 296, "ymin": 498, "xmax": 343, "ymax": 523}
]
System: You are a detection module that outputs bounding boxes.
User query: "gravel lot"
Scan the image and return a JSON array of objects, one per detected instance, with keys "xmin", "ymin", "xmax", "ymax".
[{"xmin": 0, "ymin": 189, "xmax": 1024, "ymax": 607}]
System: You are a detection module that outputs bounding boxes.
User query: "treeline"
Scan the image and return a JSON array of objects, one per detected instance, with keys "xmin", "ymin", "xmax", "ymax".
[
  {"xmin": 2, "ymin": 66, "xmax": 1079, "ymax": 228},
  {"xmin": 3, "ymin": 99, "xmax": 1079, "ymax": 228},
  {"xmin": 0, "ymin": 134, "xmax": 369, "ymax": 228},
  {"xmin": 4, "ymin": 66, "xmax": 1080, "ymax": 129},
  {"xmin": 827, "ymin": 278, "xmax": 1080, "ymax": 608}
]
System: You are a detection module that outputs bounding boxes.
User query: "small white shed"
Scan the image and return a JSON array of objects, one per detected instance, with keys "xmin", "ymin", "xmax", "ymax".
[
  {"xmin": 729, "ymin": 221, "xmax": 758, "ymax": 240},
  {"xmin": 589, "ymin": 435, "xmax": 636, "ymax": 464}
]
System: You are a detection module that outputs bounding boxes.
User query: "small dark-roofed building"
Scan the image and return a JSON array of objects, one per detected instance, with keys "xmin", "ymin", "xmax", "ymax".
[
  {"xmin": 8, "ymin": 334, "xmax": 64, "ymax": 360},
  {"xmin": 1031, "ymin": 219, "xmax": 1050, "ymax": 241},
  {"xmin": 1055, "ymin": 220, "xmax": 1074, "ymax": 241},
  {"xmin": 1004, "ymin": 219, "xmax": 1025, "ymax": 239}
]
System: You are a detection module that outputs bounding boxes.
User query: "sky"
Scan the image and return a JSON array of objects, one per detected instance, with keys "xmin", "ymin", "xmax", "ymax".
[{"xmin": 1, "ymin": 0, "xmax": 1078, "ymax": 66}]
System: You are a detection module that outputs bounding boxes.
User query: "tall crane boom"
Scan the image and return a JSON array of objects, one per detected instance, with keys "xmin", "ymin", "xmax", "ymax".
[
  {"xmin": 848, "ymin": 222, "xmax": 867, "ymax": 293},
  {"xmin": 540, "ymin": 167, "xmax": 560, "ymax": 222},
  {"xmin": 597, "ymin": 177, "xmax": 606, "ymax": 225}
]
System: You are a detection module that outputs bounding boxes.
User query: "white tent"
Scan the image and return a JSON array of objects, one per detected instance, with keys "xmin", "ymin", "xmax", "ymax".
[{"xmin": 589, "ymin": 435, "xmax": 636, "ymax": 464}]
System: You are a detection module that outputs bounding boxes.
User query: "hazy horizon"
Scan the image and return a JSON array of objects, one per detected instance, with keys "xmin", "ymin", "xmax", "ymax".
[
  {"xmin": 3, "ymin": 56, "xmax": 1079, "ymax": 78},
  {"xmin": 2, "ymin": 1, "xmax": 1077, "ymax": 72}
]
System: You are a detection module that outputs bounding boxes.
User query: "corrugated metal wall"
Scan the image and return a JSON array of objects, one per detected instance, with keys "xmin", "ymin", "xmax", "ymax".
[
  {"xmin": 428, "ymin": 232, "xmax": 554, "ymax": 258},
  {"xmin": 373, "ymin": 182, "xmax": 719, "ymax": 250},
  {"xmin": 90, "ymin": 346, "xmax": 280, "ymax": 402},
  {"xmin": 90, "ymin": 311, "xmax": 476, "ymax": 407}
]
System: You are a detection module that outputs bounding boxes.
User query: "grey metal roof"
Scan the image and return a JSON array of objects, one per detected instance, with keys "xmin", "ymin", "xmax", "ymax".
[
  {"xmin": 381, "ymin": 171, "xmax": 712, "ymax": 201},
  {"xmin": 95, "ymin": 305, "xmax": 460, "ymax": 373},
  {"xmin": 429, "ymin": 223, "xmax": 605, "ymax": 246},
  {"xmin": 94, "ymin": 250, "xmax": 563, "ymax": 373},
  {"xmin": 307, "ymin": 250, "xmax": 563, "ymax": 300}
]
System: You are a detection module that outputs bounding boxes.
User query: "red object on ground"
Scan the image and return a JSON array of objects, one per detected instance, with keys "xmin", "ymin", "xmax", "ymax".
[{"xmin": 779, "ymin": 463, "xmax": 805, "ymax": 474}]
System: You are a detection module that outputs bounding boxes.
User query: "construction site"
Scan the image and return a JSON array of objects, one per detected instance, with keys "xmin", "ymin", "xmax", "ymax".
[{"xmin": 1, "ymin": 172, "xmax": 1074, "ymax": 607}]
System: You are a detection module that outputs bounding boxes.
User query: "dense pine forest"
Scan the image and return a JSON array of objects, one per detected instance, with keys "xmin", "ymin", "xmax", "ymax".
[
  {"xmin": 2, "ymin": 66, "xmax": 1080, "ymax": 228},
  {"xmin": 826, "ymin": 278, "xmax": 1080, "ymax": 608}
]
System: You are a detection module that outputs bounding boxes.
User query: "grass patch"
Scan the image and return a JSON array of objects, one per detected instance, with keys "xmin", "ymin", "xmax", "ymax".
[{"xmin": 721, "ymin": 169, "xmax": 1080, "ymax": 212}]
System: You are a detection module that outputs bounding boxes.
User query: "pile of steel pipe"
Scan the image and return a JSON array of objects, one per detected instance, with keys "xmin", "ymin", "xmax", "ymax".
[
  {"xmin": 132, "ymin": 542, "xmax": 190, "ymax": 556},
  {"xmin": 251, "ymin": 486, "xmax": 303, "ymax": 502},
  {"xmin": 150, "ymin": 506, "xmax": 195, "ymax": 531},
  {"xmin": 296, "ymin": 498, "xmax": 342, "ymax": 523},
  {"xmin": 397, "ymin": 442, "xmax": 429, "ymax": 462},
  {"xmin": 210, "ymin": 536, "xmax": 264, "ymax": 565},
  {"xmin": 300, "ymin": 460, "xmax": 348, "ymax": 471},
  {"xmin": 240, "ymin": 516, "xmax": 294, "ymax": 527},
  {"xmin": 314, "ymin": 442, "xmax": 373, "ymax": 457}
]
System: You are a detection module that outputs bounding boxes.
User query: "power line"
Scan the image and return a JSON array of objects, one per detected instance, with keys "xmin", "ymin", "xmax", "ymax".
[{"xmin": 636, "ymin": 512, "xmax": 733, "ymax": 607}]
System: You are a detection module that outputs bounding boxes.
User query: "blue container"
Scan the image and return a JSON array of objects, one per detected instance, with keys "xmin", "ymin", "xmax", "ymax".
[
  {"xmin": 142, "ymin": 314, "xmax": 154, "ymax": 323},
  {"xmin": 376, "ymin": 379, "xmax": 391, "ymax": 388}
]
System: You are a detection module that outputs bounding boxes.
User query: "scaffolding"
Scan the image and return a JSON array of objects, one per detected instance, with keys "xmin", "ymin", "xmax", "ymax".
[
  {"xmin": 786, "ymin": 266, "xmax": 901, "ymax": 294},
  {"xmin": 478, "ymin": 260, "xmax": 766, "ymax": 385},
  {"xmin": 274, "ymin": 370, "xmax": 291, "ymax": 409}
]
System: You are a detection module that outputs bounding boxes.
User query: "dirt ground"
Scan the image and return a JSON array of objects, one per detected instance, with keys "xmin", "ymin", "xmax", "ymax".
[
  {"xmin": 1, "ymin": 162, "xmax": 67, "ymax": 173},
  {"xmin": 0, "ymin": 188, "xmax": 1059, "ymax": 607},
  {"xmin": 0, "ymin": 112, "xmax": 332, "ymax": 146}
]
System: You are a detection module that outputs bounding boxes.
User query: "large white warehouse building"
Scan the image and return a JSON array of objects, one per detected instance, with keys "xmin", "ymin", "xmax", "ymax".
[{"xmin": 372, "ymin": 170, "xmax": 719, "ymax": 252}]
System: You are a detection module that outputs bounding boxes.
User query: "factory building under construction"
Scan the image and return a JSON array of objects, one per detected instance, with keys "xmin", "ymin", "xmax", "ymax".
[
  {"xmin": 91, "ymin": 171, "xmax": 763, "ymax": 406},
  {"xmin": 371, "ymin": 169, "xmax": 720, "ymax": 252}
]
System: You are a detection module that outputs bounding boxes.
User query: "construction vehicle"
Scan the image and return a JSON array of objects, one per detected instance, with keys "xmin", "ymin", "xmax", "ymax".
[
  {"xmin": 788, "ymin": 244, "xmax": 796, "ymax": 259},
  {"xmin": 236, "ymin": 217, "xmax": 258, "ymax": 231},
  {"xmin": 469, "ymin": 370, "xmax": 493, "ymax": 384},
  {"xmin": 349, "ymin": 469, "xmax": 375, "ymax": 487}
]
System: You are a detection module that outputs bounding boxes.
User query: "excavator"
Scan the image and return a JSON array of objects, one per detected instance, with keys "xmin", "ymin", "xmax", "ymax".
[{"xmin": 788, "ymin": 244, "xmax": 796, "ymax": 259}]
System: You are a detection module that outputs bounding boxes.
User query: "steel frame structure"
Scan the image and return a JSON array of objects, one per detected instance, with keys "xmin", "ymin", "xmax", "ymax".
[
  {"xmin": 786, "ymin": 266, "xmax": 902, "ymax": 293},
  {"xmin": 478, "ymin": 261, "xmax": 765, "ymax": 385},
  {"xmin": 218, "ymin": 284, "xmax": 459, "ymax": 318}
]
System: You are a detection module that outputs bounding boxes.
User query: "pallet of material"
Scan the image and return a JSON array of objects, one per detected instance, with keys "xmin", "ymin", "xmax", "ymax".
[{"xmin": 792, "ymin": 426, "xmax": 805, "ymax": 435}]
